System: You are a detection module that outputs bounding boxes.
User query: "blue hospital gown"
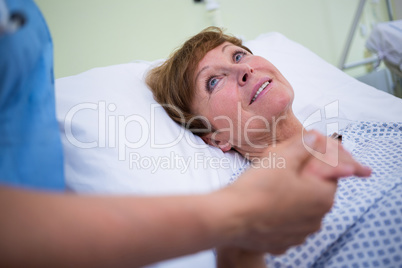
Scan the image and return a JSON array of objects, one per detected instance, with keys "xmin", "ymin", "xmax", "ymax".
[{"xmin": 231, "ymin": 122, "xmax": 402, "ymax": 267}]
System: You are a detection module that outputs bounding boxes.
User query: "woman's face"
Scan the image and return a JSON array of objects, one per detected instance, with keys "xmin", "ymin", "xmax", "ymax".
[{"xmin": 190, "ymin": 42, "xmax": 295, "ymax": 151}]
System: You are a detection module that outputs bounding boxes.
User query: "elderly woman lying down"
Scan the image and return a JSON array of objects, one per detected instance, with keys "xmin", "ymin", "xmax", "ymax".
[{"xmin": 147, "ymin": 27, "xmax": 402, "ymax": 267}]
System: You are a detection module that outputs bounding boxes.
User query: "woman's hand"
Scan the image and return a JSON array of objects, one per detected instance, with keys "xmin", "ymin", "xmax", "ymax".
[{"xmin": 300, "ymin": 131, "xmax": 371, "ymax": 180}]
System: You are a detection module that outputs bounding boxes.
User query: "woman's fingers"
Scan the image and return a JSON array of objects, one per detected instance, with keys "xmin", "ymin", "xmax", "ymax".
[
  {"xmin": 353, "ymin": 164, "xmax": 372, "ymax": 177},
  {"xmin": 337, "ymin": 145, "xmax": 372, "ymax": 177}
]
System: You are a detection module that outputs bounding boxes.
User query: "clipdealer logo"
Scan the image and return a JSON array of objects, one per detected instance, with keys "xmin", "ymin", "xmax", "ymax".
[
  {"xmin": 63, "ymin": 102, "xmax": 211, "ymax": 161},
  {"xmin": 62, "ymin": 100, "xmax": 341, "ymax": 168},
  {"xmin": 302, "ymin": 100, "xmax": 340, "ymax": 167},
  {"xmin": 128, "ymin": 151, "xmax": 285, "ymax": 174}
]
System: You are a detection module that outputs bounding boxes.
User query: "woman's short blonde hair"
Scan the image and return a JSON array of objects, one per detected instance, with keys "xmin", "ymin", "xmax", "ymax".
[{"xmin": 146, "ymin": 26, "xmax": 252, "ymax": 136}]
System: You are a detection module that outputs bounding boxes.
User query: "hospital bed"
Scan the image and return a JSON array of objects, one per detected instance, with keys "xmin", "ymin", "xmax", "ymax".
[
  {"xmin": 55, "ymin": 32, "xmax": 402, "ymax": 267},
  {"xmin": 337, "ymin": 0, "xmax": 402, "ymax": 98},
  {"xmin": 366, "ymin": 19, "xmax": 402, "ymax": 97}
]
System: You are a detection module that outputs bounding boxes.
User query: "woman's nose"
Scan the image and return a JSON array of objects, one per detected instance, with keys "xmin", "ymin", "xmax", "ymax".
[
  {"xmin": 242, "ymin": 73, "xmax": 248, "ymax": 82},
  {"xmin": 238, "ymin": 64, "xmax": 253, "ymax": 85}
]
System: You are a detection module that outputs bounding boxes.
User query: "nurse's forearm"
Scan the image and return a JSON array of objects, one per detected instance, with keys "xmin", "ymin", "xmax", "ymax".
[{"xmin": 0, "ymin": 186, "xmax": 235, "ymax": 268}]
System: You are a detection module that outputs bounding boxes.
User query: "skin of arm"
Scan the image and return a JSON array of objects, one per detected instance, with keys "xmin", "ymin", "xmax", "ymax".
[
  {"xmin": 0, "ymin": 187, "xmax": 233, "ymax": 268},
  {"xmin": 0, "ymin": 131, "xmax": 371, "ymax": 268}
]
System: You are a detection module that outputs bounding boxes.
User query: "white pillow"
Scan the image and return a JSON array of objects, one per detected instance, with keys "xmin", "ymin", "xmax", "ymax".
[
  {"xmin": 55, "ymin": 32, "xmax": 402, "ymax": 196},
  {"xmin": 56, "ymin": 60, "xmax": 245, "ymax": 195}
]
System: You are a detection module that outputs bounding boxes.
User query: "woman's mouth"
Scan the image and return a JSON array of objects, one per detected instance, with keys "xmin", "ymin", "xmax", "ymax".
[{"xmin": 250, "ymin": 80, "xmax": 270, "ymax": 104}]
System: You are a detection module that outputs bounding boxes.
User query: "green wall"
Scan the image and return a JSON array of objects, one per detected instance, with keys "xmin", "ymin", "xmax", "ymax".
[{"xmin": 35, "ymin": 0, "xmax": 392, "ymax": 79}]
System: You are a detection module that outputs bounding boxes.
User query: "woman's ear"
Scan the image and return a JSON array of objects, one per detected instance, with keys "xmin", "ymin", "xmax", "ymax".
[
  {"xmin": 201, "ymin": 134, "xmax": 232, "ymax": 152},
  {"xmin": 217, "ymin": 141, "xmax": 232, "ymax": 152}
]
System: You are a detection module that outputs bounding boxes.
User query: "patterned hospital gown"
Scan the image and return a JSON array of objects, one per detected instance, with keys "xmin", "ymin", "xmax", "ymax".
[{"xmin": 230, "ymin": 122, "xmax": 402, "ymax": 267}]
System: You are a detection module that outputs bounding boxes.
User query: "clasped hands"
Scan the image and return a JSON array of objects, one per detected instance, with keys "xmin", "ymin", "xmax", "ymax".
[{"xmin": 213, "ymin": 130, "xmax": 371, "ymax": 267}]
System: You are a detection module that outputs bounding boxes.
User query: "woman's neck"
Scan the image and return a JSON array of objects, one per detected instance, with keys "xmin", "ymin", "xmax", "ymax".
[{"xmin": 235, "ymin": 112, "xmax": 304, "ymax": 160}]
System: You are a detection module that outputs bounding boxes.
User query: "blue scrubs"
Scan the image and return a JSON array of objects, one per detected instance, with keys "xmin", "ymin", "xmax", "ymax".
[{"xmin": 0, "ymin": 0, "xmax": 65, "ymax": 191}]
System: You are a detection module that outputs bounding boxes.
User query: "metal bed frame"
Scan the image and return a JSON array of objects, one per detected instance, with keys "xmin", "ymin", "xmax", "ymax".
[{"xmin": 338, "ymin": 0, "xmax": 394, "ymax": 70}]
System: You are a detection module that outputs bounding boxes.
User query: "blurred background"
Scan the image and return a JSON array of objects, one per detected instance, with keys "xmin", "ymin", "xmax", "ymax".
[{"xmin": 35, "ymin": 0, "xmax": 402, "ymax": 95}]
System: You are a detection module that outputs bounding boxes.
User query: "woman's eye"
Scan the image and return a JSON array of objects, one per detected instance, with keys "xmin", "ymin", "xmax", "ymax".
[
  {"xmin": 234, "ymin": 51, "xmax": 245, "ymax": 63},
  {"xmin": 207, "ymin": 77, "xmax": 218, "ymax": 91}
]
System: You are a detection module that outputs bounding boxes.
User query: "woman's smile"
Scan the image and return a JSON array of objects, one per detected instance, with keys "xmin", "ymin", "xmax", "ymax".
[{"xmin": 250, "ymin": 78, "xmax": 272, "ymax": 105}]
